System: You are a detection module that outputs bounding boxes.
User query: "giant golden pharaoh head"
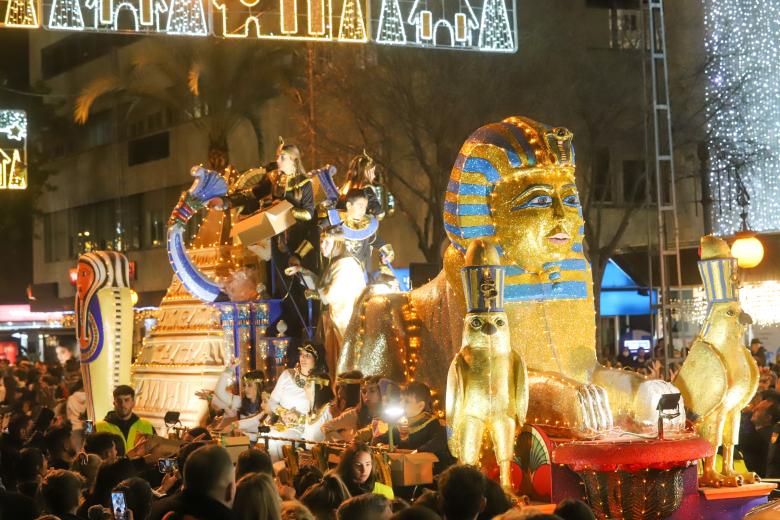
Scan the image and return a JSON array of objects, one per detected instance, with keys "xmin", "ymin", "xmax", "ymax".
[{"xmin": 444, "ymin": 116, "xmax": 584, "ymax": 275}]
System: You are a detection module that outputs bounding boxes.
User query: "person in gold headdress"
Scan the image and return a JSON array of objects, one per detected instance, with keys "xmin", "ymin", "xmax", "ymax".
[
  {"xmin": 338, "ymin": 151, "xmax": 395, "ymax": 220},
  {"xmin": 339, "ymin": 116, "xmax": 682, "ymax": 437},
  {"xmin": 209, "ymin": 141, "xmax": 319, "ymax": 298}
]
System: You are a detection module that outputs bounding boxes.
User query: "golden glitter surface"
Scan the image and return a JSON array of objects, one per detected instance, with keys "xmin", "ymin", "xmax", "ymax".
[
  {"xmin": 338, "ymin": 116, "xmax": 683, "ymax": 438},
  {"xmin": 673, "ymin": 235, "xmax": 760, "ymax": 487}
]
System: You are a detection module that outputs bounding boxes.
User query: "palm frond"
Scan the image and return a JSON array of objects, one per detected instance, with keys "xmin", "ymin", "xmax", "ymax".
[
  {"xmin": 188, "ymin": 62, "xmax": 202, "ymax": 96},
  {"xmin": 74, "ymin": 76, "xmax": 121, "ymax": 124}
]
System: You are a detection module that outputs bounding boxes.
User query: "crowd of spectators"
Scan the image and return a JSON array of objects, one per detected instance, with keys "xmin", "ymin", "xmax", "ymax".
[{"xmin": 0, "ymin": 348, "xmax": 601, "ymax": 520}]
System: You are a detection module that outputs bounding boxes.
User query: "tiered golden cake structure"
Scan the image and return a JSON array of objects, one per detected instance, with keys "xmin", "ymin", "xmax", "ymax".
[{"xmin": 132, "ymin": 209, "xmax": 238, "ymax": 429}]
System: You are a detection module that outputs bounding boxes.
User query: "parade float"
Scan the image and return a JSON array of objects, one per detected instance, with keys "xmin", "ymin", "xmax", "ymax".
[{"xmin": 75, "ymin": 116, "xmax": 775, "ymax": 519}]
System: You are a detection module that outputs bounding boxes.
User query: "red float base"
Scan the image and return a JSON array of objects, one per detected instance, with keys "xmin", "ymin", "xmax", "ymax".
[{"xmin": 548, "ymin": 461, "xmax": 775, "ymax": 519}]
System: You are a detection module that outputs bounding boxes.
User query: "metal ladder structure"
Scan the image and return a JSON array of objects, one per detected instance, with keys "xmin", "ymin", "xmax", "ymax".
[{"xmin": 643, "ymin": 0, "xmax": 683, "ymax": 373}]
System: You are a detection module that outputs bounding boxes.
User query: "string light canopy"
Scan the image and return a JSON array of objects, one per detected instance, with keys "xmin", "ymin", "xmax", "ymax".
[{"xmin": 704, "ymin": 0, "xmax": 780, "ymax": 236}]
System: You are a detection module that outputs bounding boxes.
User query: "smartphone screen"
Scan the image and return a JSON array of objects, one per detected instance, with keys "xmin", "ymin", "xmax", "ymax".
[
  {"xmin": 157, "ymin": 457, "xmax": 177, "ymax": 473},
  {"xmin": 83, "ymin": 420, "xmax": 94, "ymax": 435},
  {"xmin": 111, "ymin": 490, "xmax": 128, "ymax": 520}
]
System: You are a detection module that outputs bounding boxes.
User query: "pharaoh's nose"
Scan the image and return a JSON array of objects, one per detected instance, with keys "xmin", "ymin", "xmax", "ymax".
[{"xmin": 552, "ymin": 197, "xmax": 566, "ymax": 218}]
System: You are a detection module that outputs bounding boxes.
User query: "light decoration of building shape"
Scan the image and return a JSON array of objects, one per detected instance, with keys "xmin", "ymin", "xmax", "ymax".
[
  {"xmin": 405, "ymin": 0, "xmax": 477, "ymax": 47},
  {"xmin": 42, "ymin": 0, "xmax": 208, "ymax": 35},
  {"xmin": 213, "ymin": 0, "xmax": 356, "ymax": 41},
  {"xmin": 477, "ymin": 0, "xmax": 511, "ymax": 50},
  {"xmin": 0, "ymin": 109, "xmax": 27, "ymax": 190},
  {"xmin": 48, "ymin": 0, "xmax": 85, "ymax": 29},
  {"xmin": 165, "ymin": 0, "xmax": 207, "ymax": 35},
  {"xmin": 371, "ymin": 0, "xmax": 516, "ymax": 51},
  {"xmin": 375, "ymin": 0, "xmax": 405, "ymax": 43},
  {"xmin": 4, "ymin": 0, "xmax": 39, "ymax": 26},
  {"xmin": 703, "ymin": 0, "xmax": 780, "ymax": 235},
  {"xmin": 337, "ymin": 0, "xmax": 366, "ymax": 41},
  {"xmin": 7, "ymin": 0, "xmax": 517, "ymax": 52}
]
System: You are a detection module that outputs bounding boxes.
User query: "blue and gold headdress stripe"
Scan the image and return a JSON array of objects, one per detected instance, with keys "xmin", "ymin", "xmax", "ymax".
[
  {"xmin": 444, "ymin": 117, "xmax": 576, "ymax": 254},
  {"xmin": 461, "ymin": 265, "xmax": 505, "ymax": 312},
  {"xmin": 698, "ymin": 258, "xmax": 738, "ymax": 303}
]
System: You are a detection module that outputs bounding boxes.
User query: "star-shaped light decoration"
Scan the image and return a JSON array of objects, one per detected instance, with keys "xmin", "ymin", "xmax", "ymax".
[{"xmin": 5, "ymin": 123, "xmax": 25, "ymax": 141}]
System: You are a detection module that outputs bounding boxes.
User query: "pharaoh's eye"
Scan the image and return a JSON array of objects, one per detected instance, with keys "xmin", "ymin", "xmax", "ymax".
[
  {"xmin": 726, "ymin": 309, "xmax": 736, "ymax": 317},
  {"xmin": 470, "ymin": 317, "xmax": 483, "ymax": 329},
  {"xmin": 563, "ymin": 194, "xmax": 580, "ymax": 207},
  {"xmin": 512, "ymin": 194, "xmax": 553, "ymax": 211},
  {"xmin": 495, "ymin": 318, "xmax": 505, "ymax": 327}
]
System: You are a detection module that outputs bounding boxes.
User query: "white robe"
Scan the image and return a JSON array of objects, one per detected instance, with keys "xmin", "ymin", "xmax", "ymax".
[{"xmin": 255, "ymin": 369, "xmax": 313, "ymax": 461}]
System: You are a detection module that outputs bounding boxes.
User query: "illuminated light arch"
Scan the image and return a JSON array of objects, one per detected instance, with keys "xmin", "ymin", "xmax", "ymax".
[{"xmin": 18, "ymin": 0, "xmax": 516, "ymax": 51}]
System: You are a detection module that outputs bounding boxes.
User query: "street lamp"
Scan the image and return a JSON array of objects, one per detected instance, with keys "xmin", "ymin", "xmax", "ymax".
[
  {"xmin": 731, "ymin": 230, "xmax": 764, "ymax": 269},
  {"xmin": 731, "ymin": 175, "xmax": 764, "ymax": 269}
]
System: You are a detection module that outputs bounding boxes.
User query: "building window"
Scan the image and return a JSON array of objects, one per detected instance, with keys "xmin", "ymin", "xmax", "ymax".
[
  {"xmin": 593, "ymin": 147, "xmax": 613, "ymax": 204},
  {"xmin": 41, "ymin": 34, "xmax": 137, "ymax": 79},
  {"xmin": 622, "ymin": 160, "xmax": 646, "ymax": 204},
  {"xmin": 82, "ymin": 110, "xmax": 114, "ymax": 149},
  {"xmin": 128, "ymin": 132, "xmax": 169, "ymax": 166},
  {"xmin": 609, "ymin": 8, "xmax": 641, "ymax": 50}
]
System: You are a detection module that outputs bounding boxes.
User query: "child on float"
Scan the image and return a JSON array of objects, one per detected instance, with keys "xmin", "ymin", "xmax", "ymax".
[
  {"xmin": 372, "ymin": 381, "xmax": 454, "ymax": 474},
  {"xmin": 197, "ymin": 364, "xmax": 269, "ymax": 426}
]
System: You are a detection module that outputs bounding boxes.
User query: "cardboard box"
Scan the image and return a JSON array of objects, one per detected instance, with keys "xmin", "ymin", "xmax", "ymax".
[
  {"xmin": 386, "ymin": 451, "xmax": 439, "ymax": 486},
  {"xmin": 220, "ymin": 434, "xmax": 251, "ymax": 464},
  {"xmin": 230, "ymin": 200, "xmax": 295, "ymax": 245}
]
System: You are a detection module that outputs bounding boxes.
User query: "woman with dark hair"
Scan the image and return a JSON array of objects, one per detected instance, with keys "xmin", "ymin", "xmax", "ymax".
[
  {"xmin": 332, "ymin": 371, "xmax": 363, "ymax": 418},
  {"xmin": 334, "ymin": 442, "xmax": 393, "ymax": 499},
  {"xmin": 300, "ymin": 473, "xmax": 351, "ymax": 520},
  {"xmin": 207, "ymin": 362, "xmax": 267, "ymax": 421},
  {"xmin": 76, "ymin": 458, "xmax": 136, "ymax": 518},
  {"xmin": 321, "ymin": 376, "xmax": 386, "ymax": 443},
  {"xmin": 303, "ymin": 371, "xmax": 362, "ymax": 443},
  {"xmin": 338, "ymin": 152, "xmax": 393, "ymax": 220}
]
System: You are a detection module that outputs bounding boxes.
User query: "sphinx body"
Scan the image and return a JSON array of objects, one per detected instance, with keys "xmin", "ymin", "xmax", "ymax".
[{"xmin": 339, "ymin": 116, "xmax": 681, "ymax": 436}]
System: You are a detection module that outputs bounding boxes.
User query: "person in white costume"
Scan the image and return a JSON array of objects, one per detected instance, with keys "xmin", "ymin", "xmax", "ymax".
[{"xmin": 227, "ymin": 343, "xmax": 330, "ymax": 461}]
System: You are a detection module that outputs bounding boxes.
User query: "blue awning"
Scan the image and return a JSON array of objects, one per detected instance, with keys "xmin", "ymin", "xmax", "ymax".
[{"xmin": 600, "ymin": 259, "xmax": 657, "ymax": 317}]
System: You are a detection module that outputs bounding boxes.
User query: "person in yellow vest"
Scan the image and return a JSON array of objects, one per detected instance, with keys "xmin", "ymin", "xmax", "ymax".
[{"xmin": 96, "ymin": 385, "xmax": 155, "ymax": 452}]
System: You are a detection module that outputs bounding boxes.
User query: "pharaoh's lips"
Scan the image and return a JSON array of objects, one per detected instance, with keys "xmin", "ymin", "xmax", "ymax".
[{"xmin": 547, "ymin": 232, "xmax": 571, "ymax": 245}]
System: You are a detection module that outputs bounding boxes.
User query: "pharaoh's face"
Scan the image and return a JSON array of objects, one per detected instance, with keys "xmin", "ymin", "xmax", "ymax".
[{"xmin": 491, "ymin": 167, "xmax": 583, "ymax": 272}]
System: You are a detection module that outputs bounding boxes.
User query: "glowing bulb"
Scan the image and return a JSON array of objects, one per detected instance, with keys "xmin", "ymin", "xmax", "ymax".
[
  {"xmin": 731, "ymin": 231, "xmax": 764, "ymax": 268},
  {"xmin": 130, "ymin": 290, "xmax": 139, "ymax": 305}
]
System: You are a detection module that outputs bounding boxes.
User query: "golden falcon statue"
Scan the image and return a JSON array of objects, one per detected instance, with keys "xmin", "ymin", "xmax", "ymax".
[
  {"xmin": 674, "ymin": 235, "xmax": 759, "ymax": 487},
  {"xmin": 339, "ymin": 116, "xmax": 682, "ymax": 437},
  {"xmin": 446, "ymin": 239, "xmax": 528, "ymax": 492}
]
